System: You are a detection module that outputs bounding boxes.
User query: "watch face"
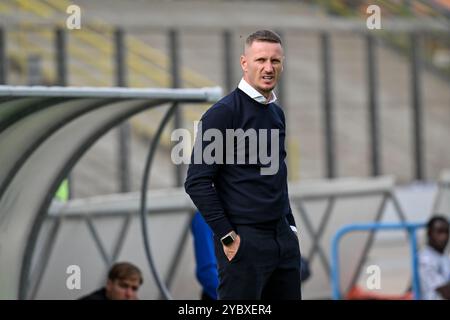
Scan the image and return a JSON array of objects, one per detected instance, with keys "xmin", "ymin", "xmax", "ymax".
[{"xmin": 221, "ymin": 235, "xmax": 234, "ymax": 246}]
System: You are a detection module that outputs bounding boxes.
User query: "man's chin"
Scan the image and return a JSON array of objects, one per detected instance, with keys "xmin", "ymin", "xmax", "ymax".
[{"xmin": 258, "ymin": 85, "xmax": 275, "ymax": 94}]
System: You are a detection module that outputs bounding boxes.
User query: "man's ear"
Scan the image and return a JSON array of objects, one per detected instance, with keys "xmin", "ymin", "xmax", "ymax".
[{"xmin": 240, "ymin": 55, "xmax": 247, "ymax": 72}]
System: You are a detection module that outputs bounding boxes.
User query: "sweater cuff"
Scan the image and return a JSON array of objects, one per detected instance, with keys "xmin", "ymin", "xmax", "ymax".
[
  {"xmin": 286, "ymin": 212, "xmax": 296, "ymax": 228},
  {"xmin": 209, "ymin": 216, "xmax": 235, "ymax": 240}
]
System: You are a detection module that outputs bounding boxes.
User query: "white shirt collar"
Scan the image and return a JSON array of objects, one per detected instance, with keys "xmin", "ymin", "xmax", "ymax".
[{"xmin": 238, "ymin": 78, "xmax": 277, "ymax": 105}]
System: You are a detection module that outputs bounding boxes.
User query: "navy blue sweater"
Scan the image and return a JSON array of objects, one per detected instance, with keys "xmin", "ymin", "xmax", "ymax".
[{"xmin": 184, "ymin": 88, "xmax": 296, "ymax": 239}]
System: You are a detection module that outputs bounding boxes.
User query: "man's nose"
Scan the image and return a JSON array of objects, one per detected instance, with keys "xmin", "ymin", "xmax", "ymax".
[
  {"xmin": 263, "ymin": 62, "xmax": 274, "ymax": 73},
  {"xmin": 125, "ymin": 288, "xmax": 134, "ymax": 298}
]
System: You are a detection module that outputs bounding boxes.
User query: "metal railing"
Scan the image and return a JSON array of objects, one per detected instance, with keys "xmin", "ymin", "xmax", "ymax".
[
  {"xmin": 27, "ymin": 176, "xmax": 402, "ymax": 299},
  {"xmin": 331, "ymin": 221, "xmax": 426, "ymax": 300},
  {"xmin": 1, "ymin": 15, "xmax": 449, "ymax": 185},
  {"xmin": 0, "ymin": 85, "xmax": 221, "ymax": 299}
]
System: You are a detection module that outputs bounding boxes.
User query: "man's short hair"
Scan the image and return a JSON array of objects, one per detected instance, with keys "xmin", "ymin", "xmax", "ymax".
[
  {"xmin": 245, "ymin": 30, "xmax": 282, "ymax": 47},
  {"xmin": 108, "ymin": 262, "xmax": 143, "ymax": 285},
  {"xmin": 427, "ymin": 215, "xmax": 449, "ymax": 234}
]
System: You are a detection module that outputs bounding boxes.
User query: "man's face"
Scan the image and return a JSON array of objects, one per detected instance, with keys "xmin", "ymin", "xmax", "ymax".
[
  {"xmin": 429, "ymin": 220, "xmax": 450, "ymax": 253},
  {"xmin": 240, "ymin": 40, "xmax": 284, "ymax": 98},
  {"xmin": 106, "ymin": 277, "xmax": 141, "ymax": 300}
]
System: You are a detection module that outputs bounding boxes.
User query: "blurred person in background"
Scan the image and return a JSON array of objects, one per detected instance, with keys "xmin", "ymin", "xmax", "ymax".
[
  {"xmin": 79, "ymin": 262, "xmax": 143, "ymax": 300},
  {"xmin": 419, "ymin": 215, "xmax": 450, "ymax": 300},
  {"xmin": 191, "ymin": 211, "xmax": 219, "ymax": 300}
]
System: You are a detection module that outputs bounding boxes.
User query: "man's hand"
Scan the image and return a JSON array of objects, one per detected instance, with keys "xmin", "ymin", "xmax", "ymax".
[{"xmin": 223, "ymin": 234, "xmax": 241, "ymax": 261}]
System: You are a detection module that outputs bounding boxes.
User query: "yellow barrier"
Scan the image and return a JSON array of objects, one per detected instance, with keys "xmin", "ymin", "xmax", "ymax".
[
  {"xmin": 10, "ymin": 0, "xmax": 219, "ymax": 148},
  {"xmin": 287, "ymin": 138, "xmax": 300, "ymax": 182},
  {"xmin": 15, "ymin": 0, "xmax": 53, "ymax": 18},
  {"xmin": 0, "ymin": 1, "xmax": 14, "ymax": 14}
]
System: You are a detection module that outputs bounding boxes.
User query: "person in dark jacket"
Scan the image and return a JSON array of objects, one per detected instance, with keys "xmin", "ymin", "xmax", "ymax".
[
  {"xmin": 79, "ymin": 262, "xmax": 143, "ymax": 300},
  {"xmin": 185, "ymin": 30, "xmax": 302, "ymax": 300}
]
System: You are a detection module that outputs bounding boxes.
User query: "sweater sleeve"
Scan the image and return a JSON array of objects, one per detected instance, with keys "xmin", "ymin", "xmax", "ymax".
[
  {"xmin": 184, "ymin": 103, "xmax": 234, "ymax": 239},
  {"xmin": 285, "ymin": 183, "xmax": 297, "ymax": 228},
  {"xmin": 276, "ymin": 104, "xmax": 297, "ymax": 229}
]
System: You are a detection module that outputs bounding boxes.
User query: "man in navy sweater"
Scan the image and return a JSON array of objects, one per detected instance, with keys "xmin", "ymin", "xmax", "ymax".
[{"xmin": 185, "ymin": 30, "xmax": 301, "ymax": 299}]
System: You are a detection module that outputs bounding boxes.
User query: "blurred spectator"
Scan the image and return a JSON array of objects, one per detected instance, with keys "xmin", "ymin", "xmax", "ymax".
[
  {"xmin": 419, "ymin": 215, "xmax": 450, "ymax": 300},
  {"xmin": 79, "ymin": 262, "xmax": 143, "ymax": 300},
  {"xmin": 191, "ymin": 211, "xmax": 219, "ymax": 300},
  {"xmin": 300, "ymin": 256, "xmax": 311, "ymax": 283}
]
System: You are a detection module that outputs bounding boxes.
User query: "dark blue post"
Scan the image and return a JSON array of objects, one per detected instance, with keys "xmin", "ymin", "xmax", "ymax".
[
  {"xmin": 169, "ymin": 28, "xmax": 183, "ymax": 187},
  {"xmin": 115, "ymin": 28, "xmax": 131, "ymax": 193},
  {"xmin": 223, "ymin": 29, "xmax": 234, "ymax": 94},
  {"xmin": 321, "ymin": 32, "xmax": 336, "ymax": 179},
  {"xmin": 0, "ymin": 28, "xmax": 6, "ymax": 84},
  {"xmin": 410, "ymin": 32, "xmax": 424, "ymax": 181},
  {"xmin": 366, "ymin": 34, "xmax": 381, "ymax": 176}
]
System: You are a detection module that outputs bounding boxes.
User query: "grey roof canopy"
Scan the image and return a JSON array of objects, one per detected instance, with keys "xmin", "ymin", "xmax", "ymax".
[{"xmin": 0, "ymin": 85, "xmax": 222, "ymax": 299}]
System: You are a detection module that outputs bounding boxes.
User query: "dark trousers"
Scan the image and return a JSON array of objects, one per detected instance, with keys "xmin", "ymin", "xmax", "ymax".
[{"xmin": 214, "ymin": 217, "xmax": 302, "ymax": 300}]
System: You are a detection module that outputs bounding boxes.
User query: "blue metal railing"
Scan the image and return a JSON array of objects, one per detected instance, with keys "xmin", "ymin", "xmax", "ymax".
[{"xmin": 331, "ymin": 222, "xmax": 426, "ymax": 300}]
